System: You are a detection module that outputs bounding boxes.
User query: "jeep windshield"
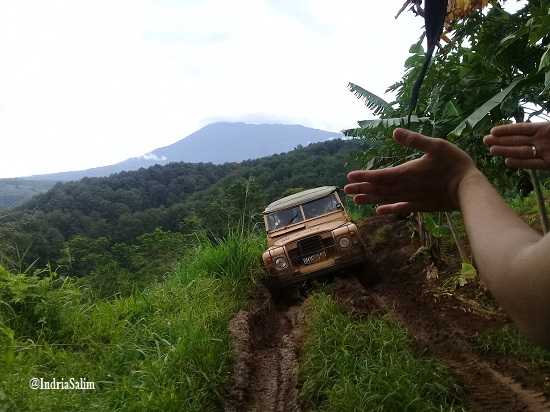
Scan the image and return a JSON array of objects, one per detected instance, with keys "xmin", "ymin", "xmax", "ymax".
[
  {"xmin": 303, "ymin": 194, "xmax": 341, "ymax": 219},
  {"xmin": 266, "ymin": 194, "xmax": 342, "ymax": 231},
  {"xmin": 266, "ymin": 206, "xmax": 304, "ymax": 231}
]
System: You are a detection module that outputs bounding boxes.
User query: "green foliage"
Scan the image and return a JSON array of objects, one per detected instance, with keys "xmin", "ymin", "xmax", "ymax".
[
  {"xmin": 0, "ymin": 139, "xmax": 359, "ymax": 269},
  {"xmin": 0, "ymin": 266, "xmax": 80, "ymax": 342},
  {"xmin": 442, "ymin": 262, "xmax": 478, "ymax": 291},
  {"xmin": 59, "ymin": 229, "xmax": 189, "ymax": 298},
  {"xmin": 182, "ymin": 229, "xmax": 265, "ymax": 286},
  {"xmin": 299, "ymin": 292, "xmax": 463, "ymax": 412},
  {"xmin": 347, "ymin": 1, "xmax": 550, "ymax": 195},
  {"xmin": 343, "ymin": 195, "xmax": 374, "ymax": 221},
  {"xmin": 0, "ymin": 229, "xmax": 263, "ymax": 411},
  {"xmin": 474, "ymin": 325, "xmax": 550, "ymax": 368},
  {"xmin": 423, "ymin": 213, "xmax": 452, "ymax": 239},
  {"xmin": 347, "ymin": 83, "xmax": 394, "ymax": 116},
  {"xmin": 449, "ymin": 78, "xmax": 527, "ymax": 138}
]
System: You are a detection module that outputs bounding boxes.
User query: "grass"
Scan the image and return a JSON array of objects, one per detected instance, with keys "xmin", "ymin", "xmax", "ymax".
[
  {"xmin": 299, "ymin": 292, "xmax": 464, "ymax": 412},
  {"xmin": 474, "ymin": 324, "xmax": 550, "ymax": 368},
  {"xmin": 344, "ymin": 196, "xmax": 374, "ymax": 221},
  {"xmin": 0, "ymin": 229, "xmax": 265, "ymax": 412}
]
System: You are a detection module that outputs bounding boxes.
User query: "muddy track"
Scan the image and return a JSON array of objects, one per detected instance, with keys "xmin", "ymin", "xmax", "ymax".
[
  {"xmin": 356, "ymin": 215, "xmax": 550, "ymax": 412},
  {"xmin": 225, "ymin": 215, "xmax": 550, "ymax": 411},
  {"xmin": 225, "ymin": 287, "xmax": 306, "ymax": 412}
]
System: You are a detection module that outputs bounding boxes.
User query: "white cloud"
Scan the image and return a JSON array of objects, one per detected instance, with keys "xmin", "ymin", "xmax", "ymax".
[
  {"xmin": 142, "ymin": 152, "xmax": 167, "ymax": 161},
  {"xmin": 0, "ymin": 0, "xmax": 423, "ymax": 178}
]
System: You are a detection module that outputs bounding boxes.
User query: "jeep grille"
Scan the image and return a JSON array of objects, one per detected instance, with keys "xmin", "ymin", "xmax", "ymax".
[
  {"xmin": 288, "ymin": 236, "xmax": 335, "ymax": 266},
  {"xmin": 298, "ymin": 236, "xmax": 323, "ymax": 256}
]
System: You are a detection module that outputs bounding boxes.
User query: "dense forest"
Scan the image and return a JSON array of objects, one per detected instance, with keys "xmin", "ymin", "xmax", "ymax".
[{"xmin": 0, "ymin": 139, "xmax": 360, "ymax": 293}]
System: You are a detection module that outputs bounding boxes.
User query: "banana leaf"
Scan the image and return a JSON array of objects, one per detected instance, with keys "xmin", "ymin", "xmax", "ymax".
[{"xmin": 448, "ymin": 78, "xmax": 524, "ymax": 138}]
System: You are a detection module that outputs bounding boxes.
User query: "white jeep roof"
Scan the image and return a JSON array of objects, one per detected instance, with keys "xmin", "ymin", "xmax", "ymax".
[{"xmin": 263, "ymin": 186, "xmax": 338, "ymax": 214}]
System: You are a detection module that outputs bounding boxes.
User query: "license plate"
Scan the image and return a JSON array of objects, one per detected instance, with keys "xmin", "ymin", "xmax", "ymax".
[{"xmin": 303, "ymin": 251, "xmax": 326, "ymax": 265}]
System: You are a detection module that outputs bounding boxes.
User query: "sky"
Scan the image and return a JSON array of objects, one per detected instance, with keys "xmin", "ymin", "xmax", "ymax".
[{"xmin": 0, "ymin": 0, "xmax": 424, "ymax": 178}]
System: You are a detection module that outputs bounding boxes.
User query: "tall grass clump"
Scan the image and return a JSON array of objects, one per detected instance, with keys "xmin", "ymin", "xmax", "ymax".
[
  {"xmin": 181, "ymin": 228, "xmax": 265, "ymax": 287},
  {"xmin": 474, "ymin": 325, "xmax": 550, "ymax": 368},
  {"xmin": 299, "ymin": 292, "xmax": 464, "ymax": 412},
  {"xmin": 0, "ymin": 228, "xmax": 265, "ymax": 412}
]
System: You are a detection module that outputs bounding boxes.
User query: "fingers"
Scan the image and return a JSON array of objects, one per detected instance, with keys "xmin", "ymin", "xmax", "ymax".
[
  {"xmin": 375, "ymin": 202, "xmax": 417, "ymax": 215},
  {"xmin": 344, "ymin": 182, "xmax": 398, "ymax": 196},
  {"xmin": 490, "ymin": 122, "xmax": 541, "ymax": 137},
  {"xmin": 483, "ymin": 134, "xmax": 532, "ymax": 147},
  {"xmin": 351, "ymin": 196, "xmax": 416, "ymax": 214},
  {"xmin": 347, "ymin": 167, "xmax": 404, "ymax": 185},
  {"xmin": 345, "ymin": 181, "xmax": 423, "ymax": 204},
  {"xmin": 489, "ymin": 145, "xmax": 536, "ymax": 159},
  {"xmin": 393, "ymin": 128, "xmax": 444, "ymax": 154},
  {"xmin": 349, "ymin": 191, "xmax": 398, "ymax": 205},
  {"xmin": 504, "ymin": 158, "xmax": 548, "ymax": 169},
  {"xmin": 351, "ymin": 192, "xmax": 406, "ymax": 204}
]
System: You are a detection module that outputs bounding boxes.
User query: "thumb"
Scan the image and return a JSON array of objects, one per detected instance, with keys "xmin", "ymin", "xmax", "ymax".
[{"xmin": 393, "ymin": 128, "xmax": 441, "ymax": 154}]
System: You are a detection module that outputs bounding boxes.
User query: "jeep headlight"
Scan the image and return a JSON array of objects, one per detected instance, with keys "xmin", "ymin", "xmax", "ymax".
[
  {"xmin": 274, "ymin": 256, "xmax": 289, "ymax": 271},
  {"xmin": 338, "ymin": 236, "xmax": 351, "ymax": 249}
]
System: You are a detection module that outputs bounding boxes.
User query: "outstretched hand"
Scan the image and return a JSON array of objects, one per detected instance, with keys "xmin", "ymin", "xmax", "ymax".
[
  {"xmin": 344, "ymin": 128, "xmax": 479, "ymax": 215},
  {"xmin": 484, "ymin": 122, "xmax": 550, "ymax": 170}
]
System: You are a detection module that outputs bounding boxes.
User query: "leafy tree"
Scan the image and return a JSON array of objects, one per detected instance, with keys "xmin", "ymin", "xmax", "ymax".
[{"xmin": 346, "ymin": 0, "xmax": 550, "ymax": 250}]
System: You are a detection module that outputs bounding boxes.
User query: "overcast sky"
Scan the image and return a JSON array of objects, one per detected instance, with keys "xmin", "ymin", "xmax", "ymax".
[{"xmin": 0, "ymin": 0, "xmax": 424, "ymax": 178}]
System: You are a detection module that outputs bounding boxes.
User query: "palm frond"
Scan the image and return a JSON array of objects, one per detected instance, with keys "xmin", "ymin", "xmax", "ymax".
[
  {"xmin": 348, "ymin": 83, "xmax": 393, "ymax": 116},
  {"xmin": 358, "ymin": 116, "xmax": 430, "ymax": 129},
  {"xmin": 343, "ymin": 116, "xmax": 430, "ymax": 137}
]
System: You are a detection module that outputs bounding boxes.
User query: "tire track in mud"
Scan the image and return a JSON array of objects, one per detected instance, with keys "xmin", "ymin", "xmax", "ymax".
[
  {"xmin": 373, "ymin": 289, "xmax": 550, "ymax": 412},
  {"xmin": 356, "ymin": 215, "xmax": 550, "ymax": 412},
  {"xmin": 225, "ymin": 287, "xmax": 305, "ymax": 412},
  {"xmin": 225, "ymin": 215, "xmax": 550, "ymax": 411}
]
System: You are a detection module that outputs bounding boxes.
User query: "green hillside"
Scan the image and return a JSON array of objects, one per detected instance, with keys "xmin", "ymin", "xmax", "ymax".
[
  {"xmin": 0, "ymin": 179, "xmax": 56, "ymax": 209},
  {"xmin": 0, "ymin": 139, "xmax": 361, "ymax": 284}
]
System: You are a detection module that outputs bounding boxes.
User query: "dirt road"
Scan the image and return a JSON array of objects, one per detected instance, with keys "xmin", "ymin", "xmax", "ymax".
[{"xmin": 225, "ymin": 215, "xmax": 550, "ymax": 412}]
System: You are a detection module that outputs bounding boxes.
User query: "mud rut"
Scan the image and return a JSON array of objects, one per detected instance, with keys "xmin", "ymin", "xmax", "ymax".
[{"xmin": 225, "ymin": 215, "xmax": 550, "ymax": 412}]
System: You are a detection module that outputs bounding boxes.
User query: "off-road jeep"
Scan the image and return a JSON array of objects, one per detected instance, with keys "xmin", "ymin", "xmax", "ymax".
[{"xmin": 261, "ymin": 186, "xmax": 366, "ymax": 287}]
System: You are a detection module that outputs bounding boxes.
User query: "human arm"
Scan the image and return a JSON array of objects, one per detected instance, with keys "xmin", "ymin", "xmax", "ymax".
[
  {"xmin": 344, "ymin": 128, "xmax": 550, "ymax": 346},
  {"xmin": 457, "ymin": 171, "xmax": 550, "ymax": 346}
]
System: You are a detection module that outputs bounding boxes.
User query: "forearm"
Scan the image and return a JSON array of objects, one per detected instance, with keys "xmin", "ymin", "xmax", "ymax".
[{"xmin": 458, "ymin": 170, "xmax": 550, "ymax": 345}]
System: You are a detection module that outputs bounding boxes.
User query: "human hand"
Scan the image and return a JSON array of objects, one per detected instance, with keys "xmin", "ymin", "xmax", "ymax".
[
  {"xmin": 344, "ymin": 128, "xmax": 479, "ymax": 215},
  {"xmin": 484, "ymin": 122, "xmax": 550, "ymax": 170}
]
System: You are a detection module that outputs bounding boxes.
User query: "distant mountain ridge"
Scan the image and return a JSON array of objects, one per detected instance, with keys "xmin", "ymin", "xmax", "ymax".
[{"xmin": 26, "ymin": 122, "xmax": 342, "ymax": 182}]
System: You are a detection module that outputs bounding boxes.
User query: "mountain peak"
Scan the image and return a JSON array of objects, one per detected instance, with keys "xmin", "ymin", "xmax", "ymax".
[{"xmin": 26, "ymin": 123, "xmax": 342, "ymax": 182}]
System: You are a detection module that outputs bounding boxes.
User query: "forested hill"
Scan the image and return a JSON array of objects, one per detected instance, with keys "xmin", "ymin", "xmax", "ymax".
[
  {"xmin": 0, "ymin": 139, "xmax": 360, "ymax": 266},
  {"xmin": 0, "ymin": 179, "xmax": 56, "ymax": 209},
  {"xmin": 25, "ymin": 123, "xmax": 342, "ymax": 182}
]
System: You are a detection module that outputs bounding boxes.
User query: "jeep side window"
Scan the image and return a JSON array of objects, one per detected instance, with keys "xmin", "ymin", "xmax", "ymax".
[
  {"xmin": 303, "ymin": 194, "xmax": 341, "ymax": 219},
  {"xmin": 267, "ymin": 206, "xmax": 304, "ymax": 231}
]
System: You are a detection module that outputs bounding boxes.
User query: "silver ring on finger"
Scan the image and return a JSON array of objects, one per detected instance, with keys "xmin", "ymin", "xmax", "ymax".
[{"xmin": 531, "ymin": 145, "xmax": 537, "ymax": 158}]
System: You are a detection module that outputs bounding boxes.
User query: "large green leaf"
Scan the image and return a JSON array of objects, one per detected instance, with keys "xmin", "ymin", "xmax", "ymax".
[
  {"xmin": 539, "ymin": 45, "xmax": 550, "ymax": 92},
  {"xmin": 457, "ymin": 262, "xmax": 477, "ymax": 287},
  {"xmin": 448, "ymin": 78, "xmax": 524, "ymax": 138},
  {"xmin": 539, "ymin": 45, "xmax": 550, "ymax": 72},
  {"xmin": 348, "ymin": 82, "xmax": 393, "ymax": 116}
]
